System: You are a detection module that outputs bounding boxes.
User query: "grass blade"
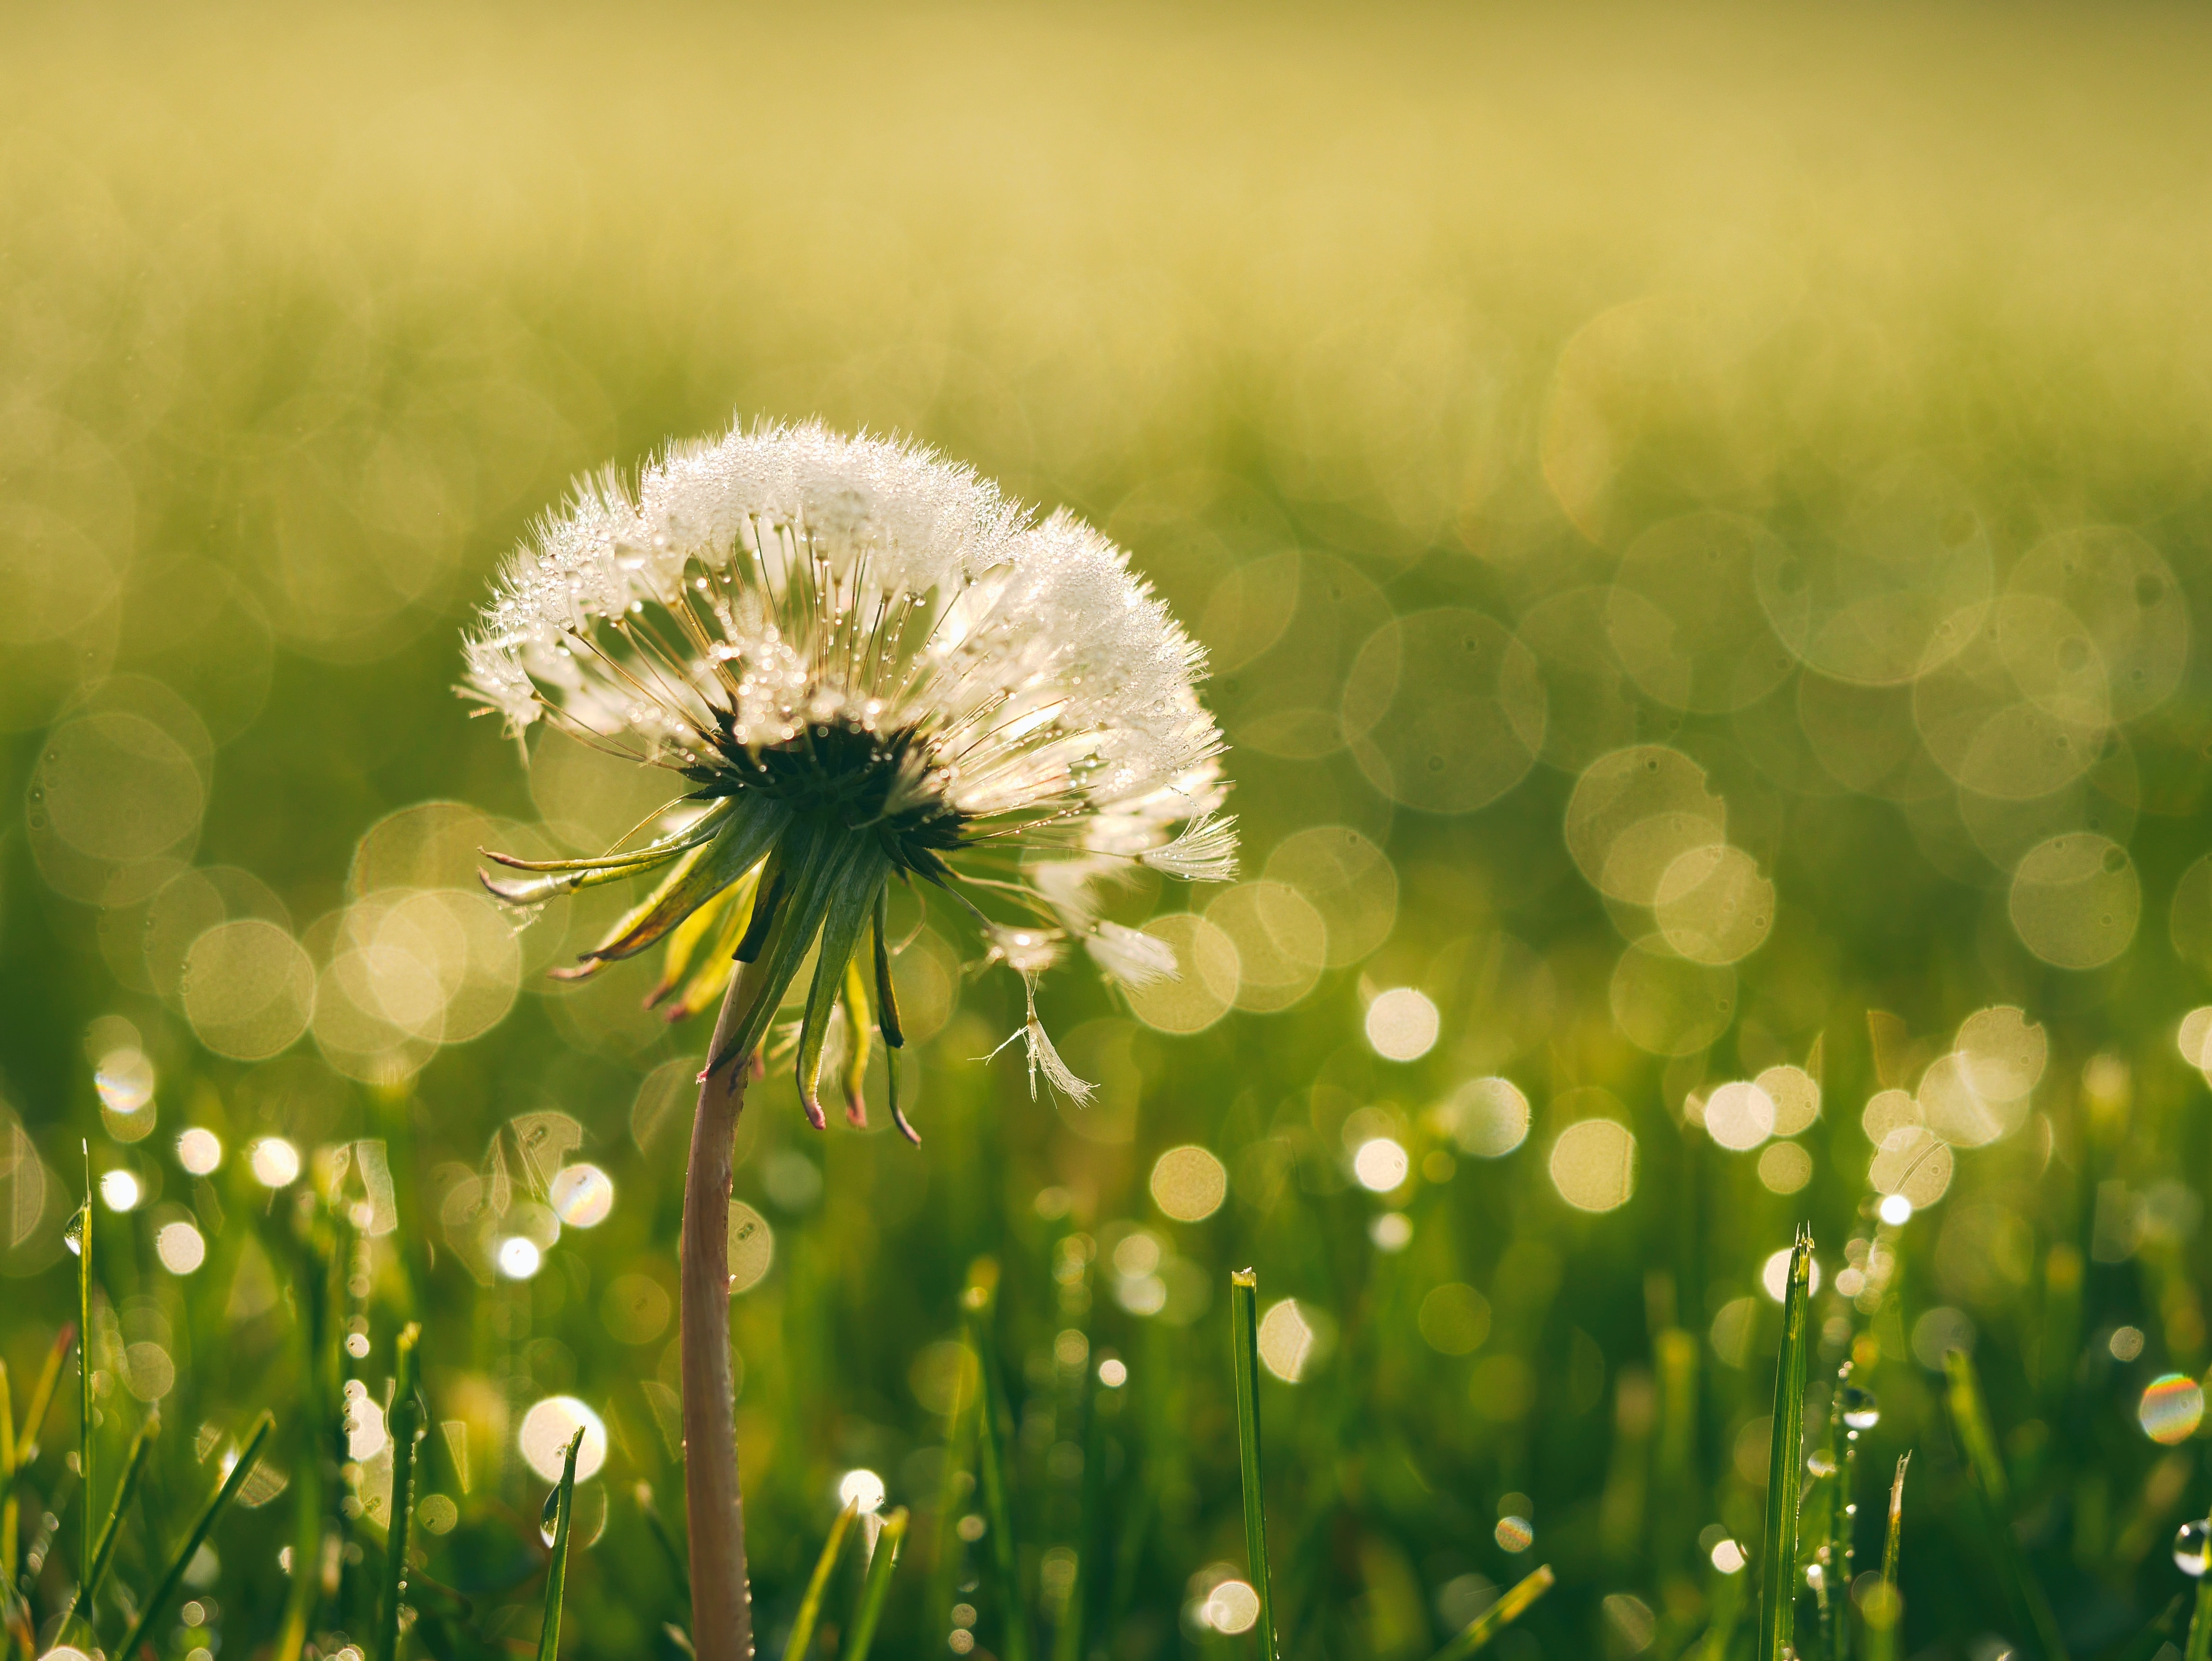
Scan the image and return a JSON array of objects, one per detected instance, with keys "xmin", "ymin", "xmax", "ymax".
[
  {"xmin": 68, "ymin": 1411, "xmax": 156, "ymax": 1622},
  {"xmin": 839, "ymin": 1507, "xmax": 909, "ymax": 1661},
  {"xmin": 1942, "ymin": 1348, "xmax": 2069, "ymax": 1661},
  {"xmin": 1229, "ymin": 1269, "xmax": 1279, "ymax": 1661},
  {"xmin": 377, "ymin": 1322, "xmax": 423, "ymax": 1661},
  {"xmin": 923, "ymin": 1339, "xmax": 978, "ymax": 1648},
  {"xmin": 1883, "ymin": 1453, "xmax": 1908, "ymax": 1586},
  {"xmin": 1699, "ymin": 1556, "xmax": 1748, "ymax": 1661},
  {"xmin": 961, "ymin": 1258, "xmax": 1030, "ymax": 1661},
  {"xmin": 118, "ymin": 1410, "xmax": 274, "ymax": 1661},
  {"xmin": 2186, "ymin": 1582, "xmax": 2212, "ymax": 1661},
  {"xmin": 1055, "ymin": 1340, "xmax": 1109, "ymax": 1661},
  {"xmin": 0, "ymin": 1358, "xmax": 13, "ymax": 1603},
  {"xmin": 782, "ymin": 1497, "xmax": 860, "ymax": 1661},
  {"xmin": 537, "ymin": 1427, "xmax": 585, "ymax": 1661},
  {"xmin": 9, "ymin": 1323, "xmax": 72, "ymax": 1603},
  {"xmin": 77, "ymin": 1147, "xmax": 93, "ymax": 1600},
  {"xmin": 19, "ymin": 1321, "xmax": 73, "ymax": 1467},
  {"xmin": 1428, "ymin": 1564, "xmax": 1556, "ymax": 1661},
  {"xmin": 636, "ymin": 1479, "xmax": 692, "ymax": 1605},
  {"xmin": 1757, "ymin": 1226, "xmax": 1814, "ymax": 1661}
]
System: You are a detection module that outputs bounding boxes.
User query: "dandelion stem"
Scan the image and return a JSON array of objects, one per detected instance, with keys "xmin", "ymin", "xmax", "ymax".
[
  {"xmin": 1230, "ymin": 1270, "xmax": 1279, "ymax": 1661},
  {"xmin": 684, "ymin": 959, "xmax": 769, "ymax": 1661}
]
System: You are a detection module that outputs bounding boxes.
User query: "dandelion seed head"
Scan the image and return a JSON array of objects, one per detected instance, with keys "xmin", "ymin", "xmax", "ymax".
[{"xmin": 464, "ymin": 421, "xmax": 1230, "ymax": 1126}]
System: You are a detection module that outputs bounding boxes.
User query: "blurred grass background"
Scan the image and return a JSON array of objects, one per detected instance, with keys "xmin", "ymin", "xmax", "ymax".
[{"xmin": 10, "ymin": 2, "xmax": 2212, "ymax": 1657}]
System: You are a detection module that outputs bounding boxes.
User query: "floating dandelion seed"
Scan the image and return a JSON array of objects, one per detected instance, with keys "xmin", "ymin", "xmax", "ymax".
[{"xmin": 465, "ymin": 420, "xmax": 1234, "ymax": 1137}]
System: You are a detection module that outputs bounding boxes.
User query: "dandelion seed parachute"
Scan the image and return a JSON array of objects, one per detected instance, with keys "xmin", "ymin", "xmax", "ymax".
[{"xmin": 464, "ymin": 419, "xmax": 1235, "ymax": 1135}]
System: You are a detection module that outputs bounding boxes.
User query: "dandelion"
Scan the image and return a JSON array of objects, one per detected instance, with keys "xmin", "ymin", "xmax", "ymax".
[
  {"xmin": 468, "ymin": 418, "xmax": 1234, "ymax": 1137},
  {"xmin": 461, "ymin": 419, "xmax": 1233, "ymax": 1661}
]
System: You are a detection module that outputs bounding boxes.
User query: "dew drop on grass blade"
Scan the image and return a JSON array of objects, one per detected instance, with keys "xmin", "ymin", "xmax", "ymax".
[
  {"xmin": 537, "ymin": 1427, "xmax": 586, "ymax": 1661},
  {"xmin": 377, "ymin": 1322, "xmax": 423, "ymax": 1661}
]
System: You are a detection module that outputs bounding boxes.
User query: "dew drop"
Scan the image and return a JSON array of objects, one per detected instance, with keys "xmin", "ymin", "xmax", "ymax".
[
  {"xmin": 2178, "ymin": 1518, "xmax": 2212, "ymax": 1578},
  {"xmin": 1806, "ymin": 1449, "xmax": 1839, "ymax": 1478},
  {"xmin": 1840, "ymin": 1385, "xmax": 1881, "ymax": 1430},
  {"xmin": 345, "ymin": 1333, "xmax": 370, "ymax": 1359}
]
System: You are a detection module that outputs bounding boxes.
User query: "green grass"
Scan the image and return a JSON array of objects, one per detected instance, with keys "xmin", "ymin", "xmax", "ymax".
[
  {"xmin": 1757, "ymin": 1230, "xmax": 1813, "ymax": 1661},
  {"xmin": 118, "ymin": 1411, "xmax": 274, "ymax": 1661},
  {"xmin": 1430, "ymin": 1565, "xmax": 1556, "ymax": 1661},
  {"xmin": 840, "ymin": 1507, "xmax": 909, "ymax": 1661},
  {"xmin": 539, "ymin": 1427, "xmax": 587, "ymax": 1661},
  {"xmin": 1229, "ymin": 1269, "xmax": 1279, "ymax": 1661},
  {"xmin": 782, "ymin": 1495, "xmax": 860, "ymax": 1661}
]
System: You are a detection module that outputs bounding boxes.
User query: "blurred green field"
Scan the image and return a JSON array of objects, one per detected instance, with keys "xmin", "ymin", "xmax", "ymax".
[{"xmin": 11, "ymin": 3, "xmax": 2212, "ymax": 1658}]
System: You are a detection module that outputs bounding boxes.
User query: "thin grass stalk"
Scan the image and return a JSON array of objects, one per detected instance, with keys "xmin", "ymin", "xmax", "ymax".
[
  {"xmin": 1818, "ymin": 1362, "xmax": 1852, "ymax": 1661},
  {"xmin": 118, "ymin": 1411, "xmax": 274, "ymax": 1661},
  {"xmin": 1229, "ymin": 1270, "xmax": 1279, "ymax": 1661},
  {"xmin": 962, "ymin": 1259, "xmax": 1030, "ymax": 1661},
  {"xmin": 69, "ymin": 1412, "xmax": 155, "ymax": 1623},
  {"xmin": 1654, "ymin": 1328, "xmax": 1698, "ymax": 1577},
  {"xmin": 274, "ymin": 1221, "xmax": 338, "ymax": 1661},
  {"xmin": 1757, "ymin": 1226, "xmax": 1814, "ymax": 1661},
  {"xmin": 636, "ymin": 1480, "xmax": 692, "ymax": 1604},
  {"xmin": 2187, "ymin": 1582, "xmax": 2212, "ymax": 1661},
  {"xmin": 1429, "ymin": 1564, "xmax": 1557, "ymax": 1661},
  {"xmin": 1838, "ymin": 1382, "xmax": 1861, "ymax": 1644},
  {"xmin": 1883, "ymin": 1454, "xmax": 1907, "ymax": 1587},
  {"xmin": 2118, "ymin": 1598, "xmax": 2190, "ymax": 1661},
  {"xmin": 77, "ymin": 1147, "xmax": 92, "ymax": 1600},
  {"xmin": 19, "ymin": 1322, "xmax": 72, "ymax": 1470},
  {"xmin": 684, "ymin": 959, "xmax": 768, "ymax": 1661},
  {"xmin": 924, "ymin": 1343, "xmax": 978, "ymax": 1648},
  {"xmin": 0, "ymin": 1358, "xmax": 13, "ymax": 1602},
  {"xmin": 377, "ymin": 1323, "xmax": 423, "ymax": 1661},
  {"xmin": 840, "ymin": 1507, "xmax": 909, "ymax": 1661},
  {"xmin": 1699, "ymin": 1559, "xmax": 1748, "ymax": 1661},
  {"xmin": 1057, "ymin": 1347, "xmax": 1109, "ymax": 1661},
  {"xmin": 10, "ymin": 1327, "xmax": 73, "ymax": 1610},
  {"xmin": 536, "ymin": 1427, "xmax": 585, "ymax": 1661},
  {"xmin": 782, "ymin": 1497, "xmax": 860, "ymax": 1661},
  {"xmin": 1942, "ymin": 1349, "xmax": 2069, "ymax": 1661},
  {"xmin": 2176, "ymin": 1574, "xmax": 2212, "ymax": 1661},
  {"xmin": 0, "ymin": 1363, "xmax": 10, "ymax": 1529}
]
